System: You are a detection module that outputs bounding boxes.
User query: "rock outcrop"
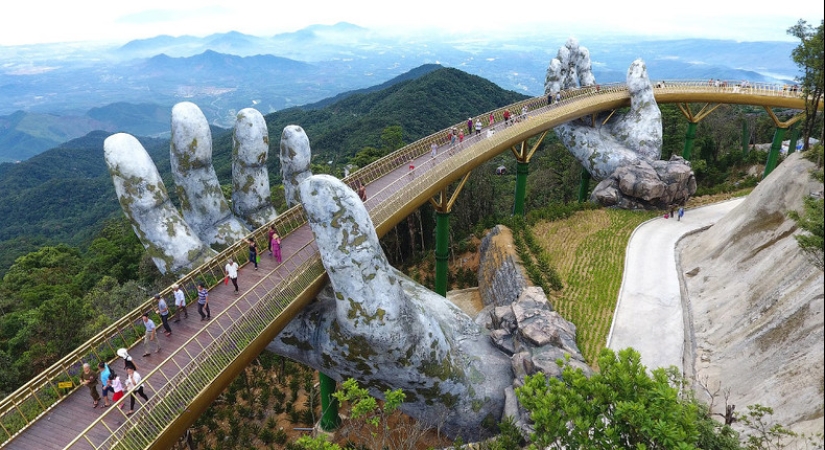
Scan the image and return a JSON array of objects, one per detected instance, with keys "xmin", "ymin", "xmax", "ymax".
[
  {"xmin": 680, "ymin": 152, "xmax": 824, "ymax": 437},
  {"xmin": 474, "ymin": 224, "xmax": 590, "ymax": 430}
]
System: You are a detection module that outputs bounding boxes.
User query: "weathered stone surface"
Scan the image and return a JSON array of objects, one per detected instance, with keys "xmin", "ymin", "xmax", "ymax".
[
  {"xmin": 231, "ymin": 108, "xmax": 278, "ymax": 228},
  {"xmin": 170, "ymin": 102, "xmax": 249, "ymax": 248},
  {"xmin": 268, "ymin": 174, "xmax": 513, "ymax": 440},
  {"xmin": 105, "ymin": 102, "xmax": 296, "ymax": 274},
  {"xmin": 478, "ymin": 225, "xmax": 530, "ymax": 307},
  {"xmin": 546, "ymin": 38, "xmax": 696, "ymax": 209},
  {"xmin": 680, "ymin": 153, "xmax": 824, "ymax": 437},
  {"xmin": 490, "ymin": 329, "xmax": 517, "ymax": 355},
  {"xmin": 280, "ymin": 125, "xmax": 312, "ymax": 208},
  {"xmin": 104, "ymin": 133, "xmax": 216, "ymax": 273}
]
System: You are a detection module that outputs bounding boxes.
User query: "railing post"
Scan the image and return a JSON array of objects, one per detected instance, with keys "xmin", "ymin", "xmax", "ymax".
[
  {"xmin": 434, "ymin": 211, "xmax": 450, "ymax": 297},
  {"xmin": 319, "ymin": 372, "xmax": 340, "ymax": 431},
  {"xmin": 763, "ymin": 127, "xmax": 787, "ymax": 178},
  {"xmin": 513, "ymin": 161, "xmax": 529, "ymax": 216}
]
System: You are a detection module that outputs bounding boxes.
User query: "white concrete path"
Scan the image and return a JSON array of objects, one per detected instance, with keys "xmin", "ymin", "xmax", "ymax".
[{"xmin": 606, "ymin": 197, "xmax": 746, "ymax": 372}]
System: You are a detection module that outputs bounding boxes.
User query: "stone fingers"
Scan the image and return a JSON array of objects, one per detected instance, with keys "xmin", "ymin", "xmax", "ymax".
[
  {"xmin": 170, "ymin": 102, "xmax": 249, "ymax": 248},
  {"xmin": 104, "ymin": 133, "xmax": 216, "ymax": 274},
  {"xmin": 231, "ymin": 108, "xmax": 277, "ymax": 228},
  {"xmin": 279, "ymin": 125, "xmax": 312, "ymax": 208},
  {"xmin": 612, "ymin": 59, "xmax": 663, "ymax": 161},
  {"xmin": 297, "ymin": 175, "xmax": 405, "ymax": 333}
]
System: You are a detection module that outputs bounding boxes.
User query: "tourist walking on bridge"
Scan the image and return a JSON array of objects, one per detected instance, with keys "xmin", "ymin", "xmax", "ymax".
[
  {"xmin": 155, "ymin": 294, "xmax": 172, "ymax": 336},
  {"xmin": 225, "ymin": 258, "xmax": 239, "ymax": 294},
  {"xmin": 467, "ymin": 118, "xmax": 473, "ymax": 135},
  {"xmin": 80, "ymin": 363, "xmax": 100, "ymax": 408},
  {"xmin": 271, "ymin": 231, "xmax": 283, "ymax": 263},
  {"xmin": 247, "ymin": 237, "xmax": 259, "ymax": 270},
  {"xmin": 124, "ymin": 366, "xmax": 149, "ymax": 416},
  {"xmin": 197, "ymin": 282, "xmax": 211, "ymax": 321},
  {"xmin": 141, "ymin": 313, "xmax": 160, "ymax": 356},
  {"xmin": 267, "ymin": 225, "xmax": 276, "ymax": 256},
  {"xmin": 98, "ymin": 362, "xmax": 113, "ymax": 407},
  {"xmin": 172, "ymin": 283, "xmax": 187, "ymax": 322}
]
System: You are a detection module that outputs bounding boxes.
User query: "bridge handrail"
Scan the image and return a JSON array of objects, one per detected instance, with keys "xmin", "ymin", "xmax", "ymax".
[
  {"xmin": 65, "ymin": 239, "xmax": 325, "ymax": 449},
  {"xmin": 0, "ymin": 78, "xmax": 811, "ymax": 448},
  {"xmin": 0, "ymin": 203, "xmax": 308, "ymax": 444}
]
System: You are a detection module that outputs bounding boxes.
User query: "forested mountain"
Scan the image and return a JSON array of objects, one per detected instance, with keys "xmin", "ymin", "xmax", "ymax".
[{"xmin": 0, "ymin": 66, "xmax": 528, "ymax": 276}]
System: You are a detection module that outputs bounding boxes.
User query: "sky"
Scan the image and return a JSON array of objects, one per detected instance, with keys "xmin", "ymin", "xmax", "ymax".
[{"xmin": 1, "ymin": 0, "xmax": 823, "ymax": 46}]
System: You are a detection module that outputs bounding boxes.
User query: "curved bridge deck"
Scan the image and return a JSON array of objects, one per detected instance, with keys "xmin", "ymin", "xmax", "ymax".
[{"xmin": 0, "ymin": 80, "xmax": 813, "ymax": 449}]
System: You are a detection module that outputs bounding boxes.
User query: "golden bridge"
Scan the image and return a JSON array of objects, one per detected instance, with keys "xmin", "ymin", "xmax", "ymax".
[{"xmin": 0, "ymin": 80, "xmax": 815, "ymax": 449}]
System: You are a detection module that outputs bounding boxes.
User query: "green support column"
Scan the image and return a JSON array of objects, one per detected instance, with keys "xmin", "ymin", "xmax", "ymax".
[
  {"xmin": 319, "ymin": 372, "xmax": 340, "ymax": 431},
  {"xmin": 513, "ymin": 161, "xmax": 529, "ymax": 216},
  {"xmin": 741, "ymin": 119, "xmax": 750, "ymax": 156},
  {"xmin": 682, "ymin": 122, "xmax": 698, "ymax": 160},
  {"xmin": 764, "ymin": 127, "xmax": 787, "ymax": 178},
  {"xmin": 788, "ymin": 125, "xmax": 800, "ymax": 155},
  {"xmin": 434, "ymin": 211, "xmax": 450, "ymax": 297},
  {"xmin": 578, "ymin": 167, "xmax": 591, "ymax": 203}
]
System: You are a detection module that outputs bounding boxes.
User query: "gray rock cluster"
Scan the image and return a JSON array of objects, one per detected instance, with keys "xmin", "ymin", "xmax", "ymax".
[
  {"xmin": 546, "ymin": 38, "xmax": 696, "ymax": 209},
  {"xmin": 474, "ymin": 225, "xmax": 590, "ymax": 430}
]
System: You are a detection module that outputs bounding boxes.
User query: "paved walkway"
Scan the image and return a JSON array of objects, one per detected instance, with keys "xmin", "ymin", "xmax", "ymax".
[{"xmin": 606, "ymin": 197, "xmax": 746, "ymax": 373}]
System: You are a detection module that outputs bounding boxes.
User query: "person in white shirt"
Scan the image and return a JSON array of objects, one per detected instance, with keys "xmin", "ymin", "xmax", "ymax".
[
  {"xmin": 124, "ymin": 366, "xmax": 148, "ymax": 415},
  {"xmin": 225, "ymin": 258, "xmax": 239, "ymax": 294},
  {"xmin": 172, "ymin": 284, "xmax": 188, "ymax": 322}
]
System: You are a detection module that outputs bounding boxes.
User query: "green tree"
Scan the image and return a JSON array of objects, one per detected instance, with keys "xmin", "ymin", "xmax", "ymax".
[
  {"xmin": 787, "ymin": 19, "xmax": 825, "ymax": 150},
  {"xmin": 516, "ymin": 348, "xmax": 735, "ymax": 450},
  {"xmin": 331, "ymin": 378, "xmax": 433, "ymax": 450},
  {"xmin": 789, "ymin": 195, "xmax": 824, "ymax": 271}
]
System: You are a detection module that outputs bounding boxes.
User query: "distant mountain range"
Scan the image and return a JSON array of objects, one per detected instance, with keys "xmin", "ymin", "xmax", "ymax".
[{"xmin": 0, "ymin": 23, "xmax": 799, "ymax": 162}]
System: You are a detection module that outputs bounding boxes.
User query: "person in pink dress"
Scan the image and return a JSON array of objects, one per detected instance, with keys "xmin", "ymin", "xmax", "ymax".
[{"xmin": 271, "ymin": 231, "xmax": 282, "ymax": 263}]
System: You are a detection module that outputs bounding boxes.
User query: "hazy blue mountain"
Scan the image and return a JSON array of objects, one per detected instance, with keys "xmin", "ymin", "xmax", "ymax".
[{"xmin": 0, "ymin": 23, "xmax": 801, "ymax": 162}]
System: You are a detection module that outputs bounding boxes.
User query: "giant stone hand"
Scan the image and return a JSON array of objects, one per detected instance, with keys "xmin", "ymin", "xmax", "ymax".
[
  {"xmin": 546, "ymin": 38, "xmax": 696, "ymax": 209},
  {"xmin": 104, "ymin": 102, "xmax": 298, "ymax": 274},
  {"xmin": 268, "ymin": 174, "xmax": 513, "ymax": 438}
]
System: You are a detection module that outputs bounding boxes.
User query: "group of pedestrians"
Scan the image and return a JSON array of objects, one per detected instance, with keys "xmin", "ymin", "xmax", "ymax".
[{"xmin": 79, "ymin": 351, "xmax": 148, "ymax": 416}]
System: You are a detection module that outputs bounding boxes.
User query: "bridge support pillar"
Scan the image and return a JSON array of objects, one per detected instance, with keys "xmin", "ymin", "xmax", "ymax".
[
  {"xmin": 434, "ymin": 211, "xmax": 450, "ymax": 297},
  {"xmin": 578, "ymin": 166, "xmax": 591, "ymax": 203},
  {"xmin": 428, "ymin": 173, "xmax": 472, "ymax": 297},
  {"xmin": 513, "ymin": 161, "xmax": 529, "ymax": 216},
  {"xmin": 682, "ymin": 122, "xmax": 698, "ymax": 160},
  {"xmin": 764, "ymin": 127, "xmax": 787, "ymax": 178},
  {"xmin": 741, "ymin": 119, "xmax": 750, "ymax": 156},
  {"xmin": 788, "ymin": 124, "xmax": 800, "ymax": 155},
  {"xmin": 319, "ymin": 372, "xmax": 340, "ymax": 431}
]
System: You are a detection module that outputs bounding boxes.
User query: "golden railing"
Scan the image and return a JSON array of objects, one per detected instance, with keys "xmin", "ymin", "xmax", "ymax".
[{"xmin": 0, "ymin": 79, "xmax": 812, "ymax": 449}]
